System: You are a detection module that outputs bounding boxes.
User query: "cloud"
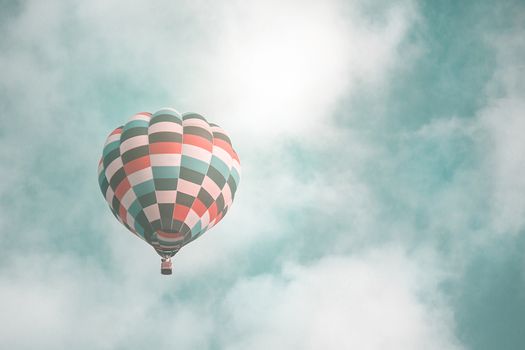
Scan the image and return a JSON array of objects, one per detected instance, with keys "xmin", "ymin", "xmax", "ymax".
[
  {"xmin": 402, "ymin": 23, "xmax": 525, "ymax": 238},
  {"xmin": 0, "ymin": 246, "xmax": 463, "ymax": 350},
  {"xmin": 217, "ymin": 247, "xmax": 463, "ymax": 350},
  {"xmin": 0, "ymin": 1, "xmax": 493, "ymax": 349},
  {"xmin": 0, "ymin": 0, "xmax": 419, "ymax": 254},
  {"xmin": 17, "ymin": 0, "xmax": 418, "ymax": 141},
  {"xmin": 187, "ymin": 0, "xmax": 419, "ymax": 142},
  {"xmin": 477, "ymin": 28, "xmax": 525, "ymax": 235}
]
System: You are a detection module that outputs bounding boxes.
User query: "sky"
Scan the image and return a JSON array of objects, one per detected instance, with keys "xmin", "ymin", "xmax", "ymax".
[{"xmin": 0, "ymin": 0, "xmax": 524, "ymax": 349}]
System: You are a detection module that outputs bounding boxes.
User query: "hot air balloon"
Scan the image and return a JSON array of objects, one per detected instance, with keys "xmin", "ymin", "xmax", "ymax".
[{"xmin": 97, "ymin": 108, "xmax": 241, "ymax": 275}]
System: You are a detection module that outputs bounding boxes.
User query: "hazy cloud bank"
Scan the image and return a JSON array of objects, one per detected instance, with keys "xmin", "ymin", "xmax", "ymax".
[{"xmin": 1, "ymin": 0, "xmax": 524, "ymax": 349}]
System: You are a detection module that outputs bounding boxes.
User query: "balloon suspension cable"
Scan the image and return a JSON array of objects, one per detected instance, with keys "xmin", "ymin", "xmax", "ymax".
[{"xmin": 161, "ymin": 257, "xmax": 173, "ymax": 275}]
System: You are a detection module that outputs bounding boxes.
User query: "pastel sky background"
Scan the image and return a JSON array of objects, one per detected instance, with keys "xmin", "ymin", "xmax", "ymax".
[{"xmin": 1, "ymin": 0, "xmax": 524, "ymax": 349}]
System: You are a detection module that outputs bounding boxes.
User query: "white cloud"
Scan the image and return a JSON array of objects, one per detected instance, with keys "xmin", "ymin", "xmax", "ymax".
[
  {"xmin": 480, "ymin": 96, "xmax": 525, "ymax": 234},
  {"xmin": 477, "ymin": 30, "xmax": 525, "ymax": 235},
  {"xmin": 0, "ymin": 249, "xmax": 215, "ymax": 349},
  {"xmin": 0, "ymin": 0, "xmax": 427, "ymax": 274},
  {"xmin": 27, "ymin": 0, "xmax": 419, "ymax": 143},
  {"xmin": 218, "ymin": 247, "xmax": 462, "ymax": 350},
  {"xmin": 0, "ymin": 246, "xmax": 462, "ymax": 350},
  {"xmin": 388, "ymin": 24, "xmax": 525, "ymax": 239},
  {"xmin": 185, "ymin": 0, "xmax": 418, "ymax": 142},
  {"xmin": 0, "ymin": 1, "xmax": 470, "ymax": 349}
]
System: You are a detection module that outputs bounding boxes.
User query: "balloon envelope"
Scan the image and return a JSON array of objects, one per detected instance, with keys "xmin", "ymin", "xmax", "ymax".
[{"xmin": 98, "ymin": 108, "xmax": 241, "ymax": 258}]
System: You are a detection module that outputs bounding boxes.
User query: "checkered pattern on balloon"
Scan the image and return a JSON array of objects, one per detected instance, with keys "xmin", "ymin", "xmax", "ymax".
[{"xmin": 98, "ymin": 108, "xmax": 241, "ymax": 269}]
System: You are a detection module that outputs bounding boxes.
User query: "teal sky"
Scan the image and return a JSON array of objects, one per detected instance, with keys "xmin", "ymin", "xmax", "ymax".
[{"xmin": 1, "ymin": 0, "xmax": 524, "ymax": 349}]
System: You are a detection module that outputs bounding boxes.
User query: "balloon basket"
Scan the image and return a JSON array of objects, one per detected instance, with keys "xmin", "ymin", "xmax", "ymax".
[{"xmin": 161, "ymin": 258, "xmax": 173, "ymax": 275}]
